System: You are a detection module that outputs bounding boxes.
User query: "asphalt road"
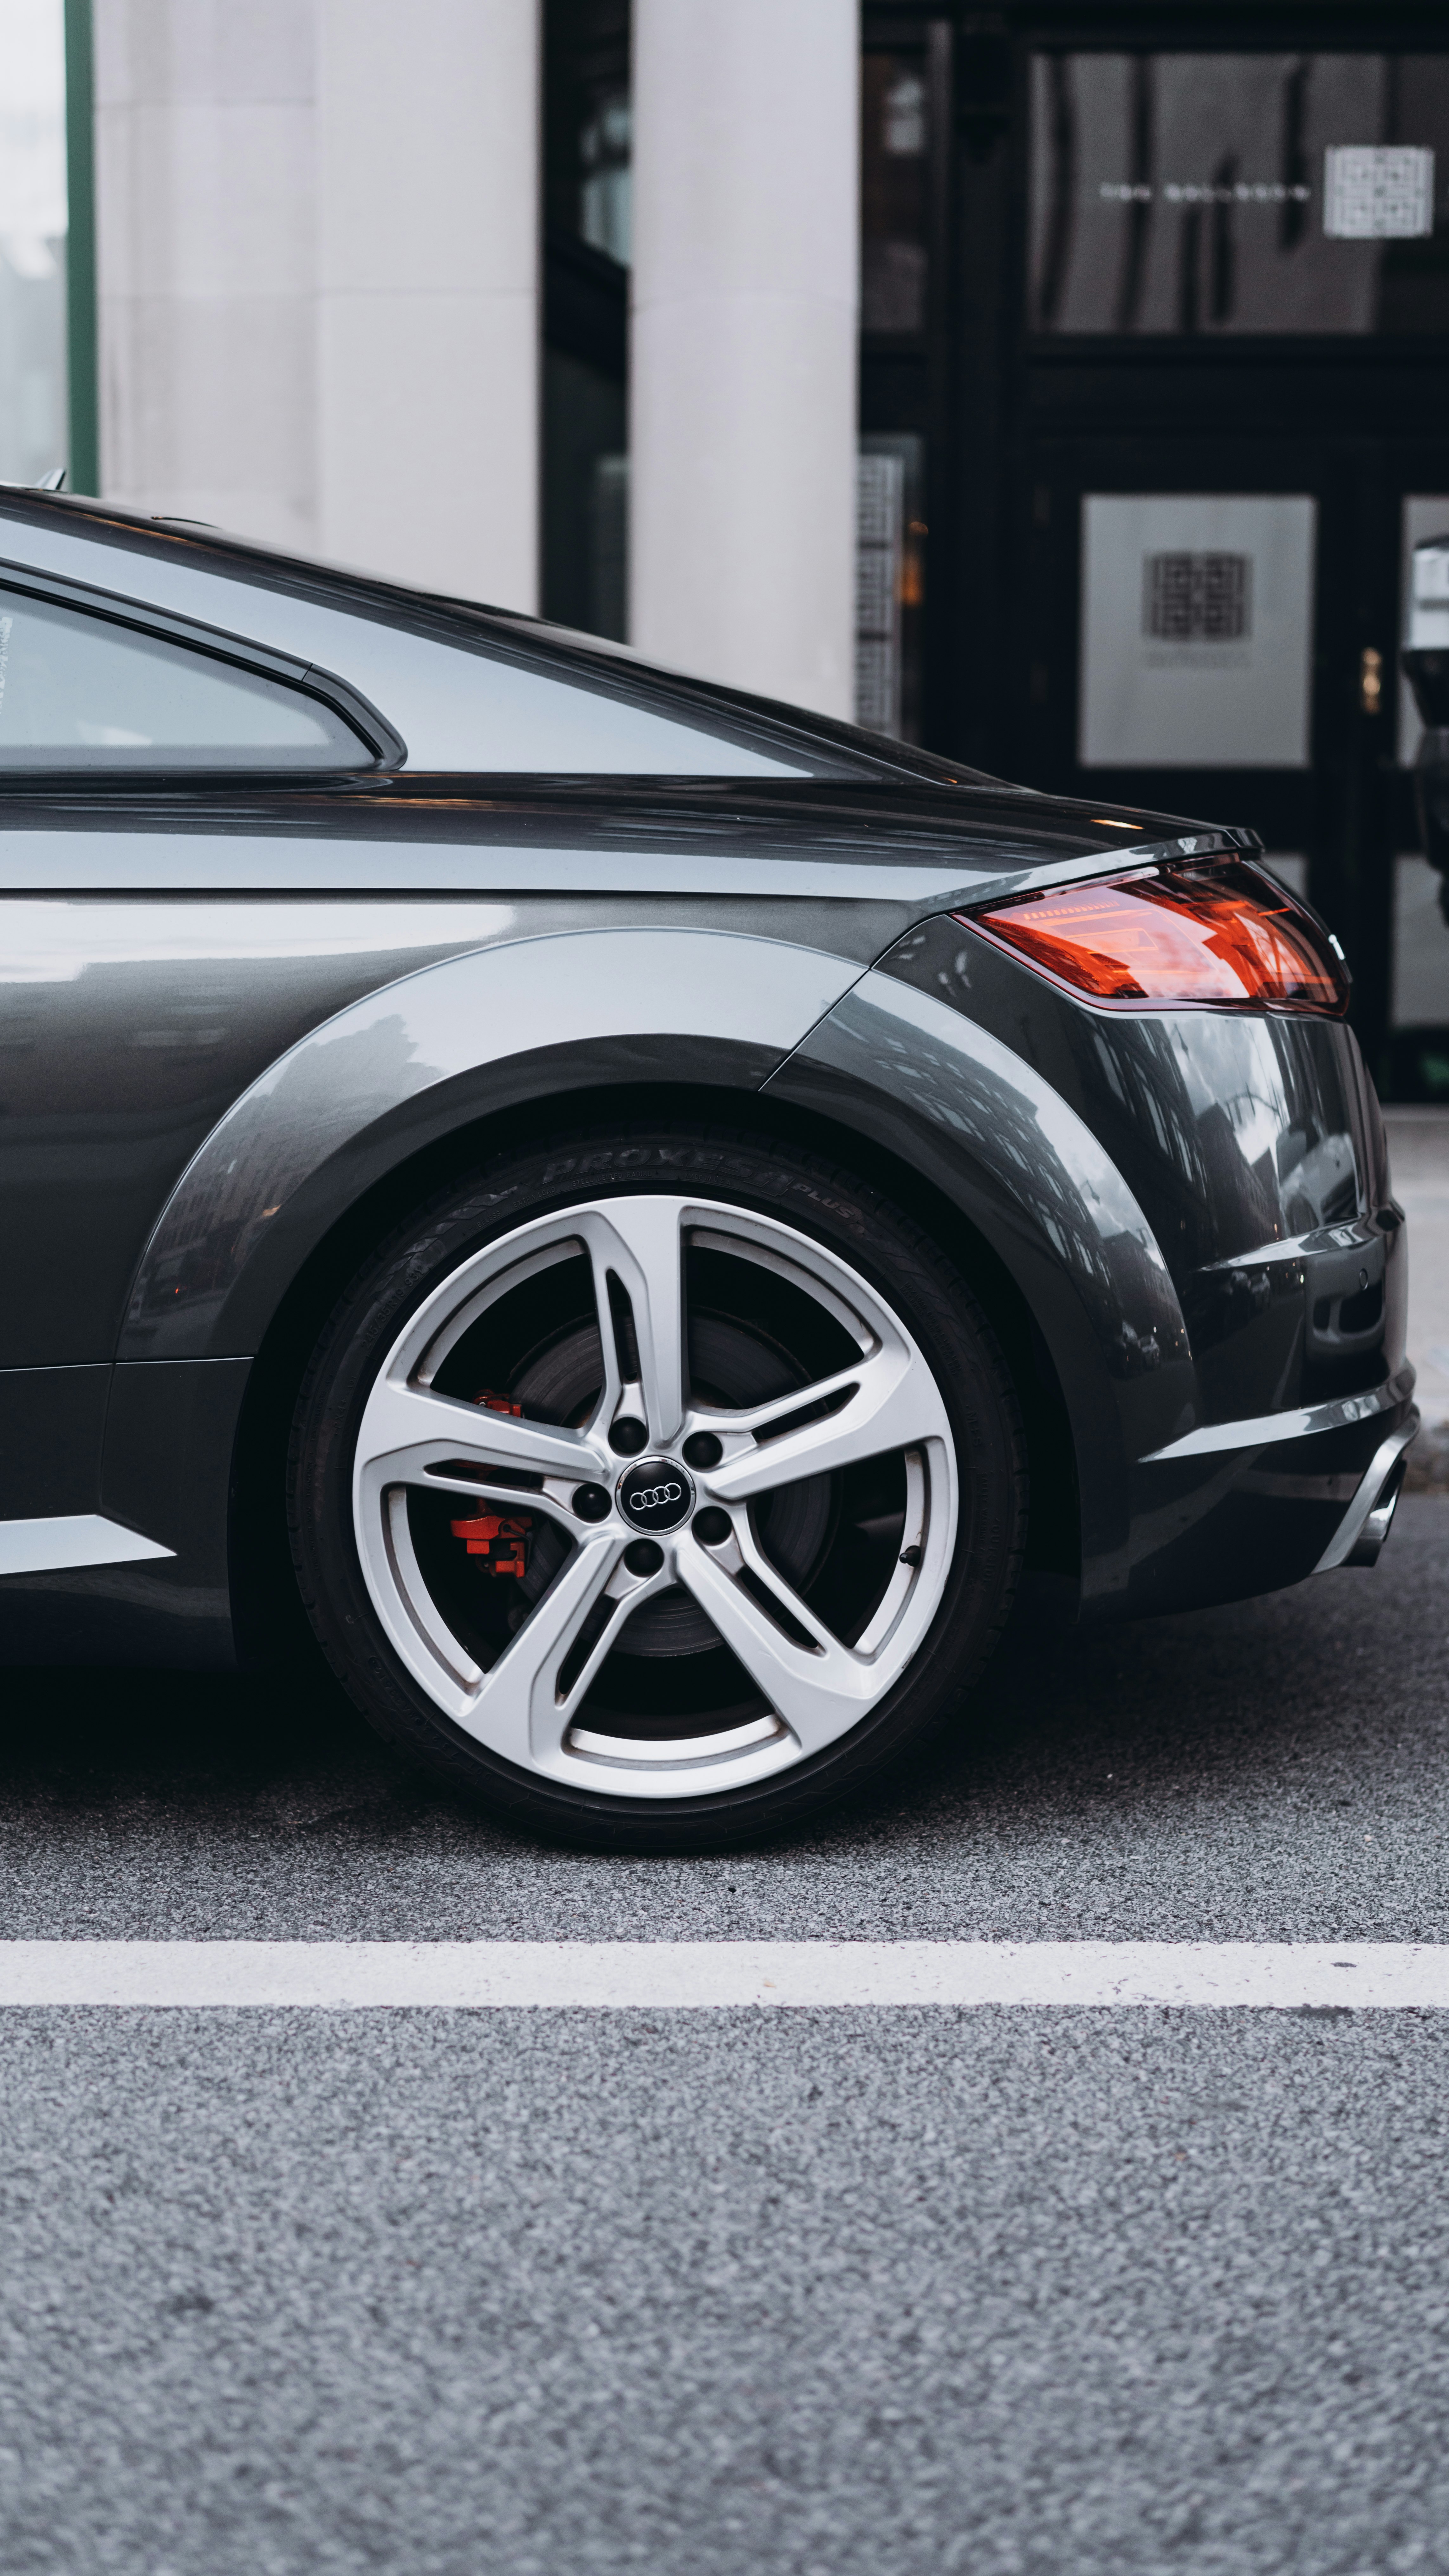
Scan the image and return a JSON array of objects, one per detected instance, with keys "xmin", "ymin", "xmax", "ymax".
[
  {"xmin": 2, "ymin": 1498, "xmax": 1448, "ymax": 2574},
  {"xmin": 1386, "ymin": 1111, "xmax": 1449, "ymax": 1429}
]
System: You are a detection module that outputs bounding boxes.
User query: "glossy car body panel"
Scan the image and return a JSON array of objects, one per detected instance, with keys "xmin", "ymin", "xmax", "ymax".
[
  {"xmin": 0, "ymin": 490, "xmax": 1414, "ymax": 1668},
  {"xmin": 118, "ymin": 926, "xmax": 865, "ymax": 1361},
  {"xmin": 0, "ymin": 1357, "xmax": 249, "ymax": 1669},
  {"xmin": 866, "ymin": 916, "xmax": 1413, "ymax": 1615},
  {"xmin": 880, "ymin": 914, "xmax": 1405, "ymax": 1424},
  {"xmin": 0, "ymin": 1363, "xmax": 111, "ymax": 1515},
  {"xmin": 0, "ymin": 898, "xmax": 517, "ymax": 1367},
  {"xmin": 0, "ymin": 781, "xmax": 1252, "ymax": 889},
  {"xmin": 767, "ymin": 973, "xmax": 1192, "ymax": 1610},
  {"xmin": 0, "ymin": 895, "xmax": 887, "ymax": 1369}
]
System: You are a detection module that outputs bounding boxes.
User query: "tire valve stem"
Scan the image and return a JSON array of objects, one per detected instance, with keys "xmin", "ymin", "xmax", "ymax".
[
  {"xmin": 899, "ymin": 1544, "xmax": 922, "ymax": 1567},
  {"xmin": 450, "ymin": 1511, "xmax": 532, "ymax": 1577}
]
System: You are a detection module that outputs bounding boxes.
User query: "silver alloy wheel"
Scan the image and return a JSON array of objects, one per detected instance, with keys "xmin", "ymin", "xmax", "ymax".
[{"xmin": 350, "ymin": 1195, "xmax": 959, "ymax": 1799}]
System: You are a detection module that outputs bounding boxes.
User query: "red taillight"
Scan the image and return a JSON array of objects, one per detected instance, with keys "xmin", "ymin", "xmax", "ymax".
[{"xmin": 956, "ymin": 860, "xmax": 1348, "ymax": 1016}]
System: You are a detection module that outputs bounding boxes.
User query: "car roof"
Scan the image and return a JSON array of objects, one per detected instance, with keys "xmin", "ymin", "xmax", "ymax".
[{"xmin": 0, "ymin": 486, "xmax": 984, "ymax": 790}]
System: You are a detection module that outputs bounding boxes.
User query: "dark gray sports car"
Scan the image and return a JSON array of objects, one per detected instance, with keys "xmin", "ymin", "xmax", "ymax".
[{"xmin": 0, "ymin": 490, "xmax": 1416, "ymax": 1846}]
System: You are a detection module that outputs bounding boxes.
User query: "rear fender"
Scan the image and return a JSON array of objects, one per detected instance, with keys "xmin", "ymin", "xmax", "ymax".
[
  {"xmin": 764, "ymin": 972, "xmax": 1196, "ymax": 1610},
  {"xmin": 118, "ymin": 927, "xmax": 862, "ymax": 1363}
]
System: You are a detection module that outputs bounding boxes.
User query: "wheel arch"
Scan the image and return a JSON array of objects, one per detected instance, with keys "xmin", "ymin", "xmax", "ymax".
[
  {"xmin": 766, "ymin": 969, "xmax": 1201, "ymax": 1616},
  {"xmin": 226, "ymin": 1075, "xmax": 1086, "ymax": 1664}
]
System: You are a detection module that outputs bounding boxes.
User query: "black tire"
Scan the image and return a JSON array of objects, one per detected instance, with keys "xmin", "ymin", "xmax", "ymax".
[{"xmin": 288, "ymin": 1123, "xmax": 1027, "ymax": 1851}]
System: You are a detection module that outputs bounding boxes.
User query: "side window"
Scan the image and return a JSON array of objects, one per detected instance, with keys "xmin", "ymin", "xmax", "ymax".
[{"xmin": 0, "ymin": 589, "xmax": 371, "ymax": 771}]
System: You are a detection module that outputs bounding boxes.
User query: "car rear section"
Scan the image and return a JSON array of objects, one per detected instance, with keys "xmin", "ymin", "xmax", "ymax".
[
  {"xmin": 0, "ymin": 488, "xmax": 1417, "ymax": 1844},
  {"xmin": 844, "ymin": 844, "xmax": 1415, "ymax": 1619}
]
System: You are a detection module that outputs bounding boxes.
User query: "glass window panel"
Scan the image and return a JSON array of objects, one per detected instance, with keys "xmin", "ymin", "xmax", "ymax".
[
  {"xmin": 861, "ymin": 52, "xmax": 929, "ymax": 334},
  {"xmin": 589, "ymin": 452, "xmax": 628, "ymax": 645},
  {"xmin": 1030, "ymin": 53, "xmax": 1449, "ymax": 335},
  {"xmin": 0, "ymin": 592, "xmax": 370, "ymax": 770},
  {"xmin": 1400, "ymin": 495, "xmax": 1449, "ymax": 763},
  {"xmin": 544, "ymin": 0, "xmax": 630, "ymax": 268},
  {"xmin": 0, "ymin": 0, "xmax": 68, "ymax": 485},
  {"xmin": 541, "ymin": 346, "xmax": 626, "ymax": 636},
  {"xmin": 0, "ymin": 589, "xmax": 822, "ymax": 777},
  {"xmin": 856, "ymin": 435, "xmax": 925, "ymax": 742},
  {"xmin": 1079, "ymin": 495, "xmax": 1316, "ymax": 767},
  {"xmin": 1393, "ymin": 853, "xmax": 1449, "ymax": 1026},
  {"xmin": 579, "ymin": 92, "xmax": 631, "ymax": 265},
  {"xmin": 541, "ymin": 3, "xmax": 629, "ymax": 644}
]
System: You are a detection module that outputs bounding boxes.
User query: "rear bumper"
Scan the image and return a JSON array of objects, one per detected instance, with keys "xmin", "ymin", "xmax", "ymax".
[
  {"xmin": 1139, "ymin": 1366, "xmax": 1420, "ymax": 1581},
  {"xmin": 1113, "ymin": 1373, "xmax": 1419, "ymax": 1617}
]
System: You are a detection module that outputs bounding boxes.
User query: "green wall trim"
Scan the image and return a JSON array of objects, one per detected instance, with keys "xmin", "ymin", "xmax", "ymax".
[{"xmin": 64, "ymin": 0, "xmax": 99, "ymax": 494}]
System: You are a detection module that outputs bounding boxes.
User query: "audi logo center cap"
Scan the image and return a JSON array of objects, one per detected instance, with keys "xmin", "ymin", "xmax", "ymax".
[{"xmin": 617, "ymin": 1455, "xmax": 695, "ymax": 1535}]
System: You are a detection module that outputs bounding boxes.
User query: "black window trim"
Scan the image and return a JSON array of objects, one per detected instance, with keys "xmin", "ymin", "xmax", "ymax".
[{"xmin": 0, "ymin": 557, "xmax": 409, "ymax": 780}]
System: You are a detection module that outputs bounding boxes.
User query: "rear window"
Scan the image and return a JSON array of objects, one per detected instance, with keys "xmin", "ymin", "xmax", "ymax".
[{"xmin": 0, "ymin": 588, "xmax": 370, "ymax": 772}]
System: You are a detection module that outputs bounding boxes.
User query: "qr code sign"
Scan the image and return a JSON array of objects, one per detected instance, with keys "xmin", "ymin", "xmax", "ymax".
[
  {"xmin": 1323, "ymin": 146, "xmax": 1434, "ymax": 240},
  {"xmin": 1143, "ymin": 554, "xmax": 1252, "ymax": 644}
]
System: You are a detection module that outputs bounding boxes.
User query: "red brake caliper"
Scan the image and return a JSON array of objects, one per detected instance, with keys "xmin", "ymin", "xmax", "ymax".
[{"xmin": 450, "ymin": 1393, "xmax": 532, "ymax": 1576}]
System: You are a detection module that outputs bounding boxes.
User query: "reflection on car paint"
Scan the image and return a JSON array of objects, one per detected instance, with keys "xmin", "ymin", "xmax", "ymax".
[
  {"xmin": 0, "ymin": 489, "xmax": 1416, "ymax": 1671},
  {"xmin": 120, "ymin": 929, "xmax": 862, "ymax": 1360}
]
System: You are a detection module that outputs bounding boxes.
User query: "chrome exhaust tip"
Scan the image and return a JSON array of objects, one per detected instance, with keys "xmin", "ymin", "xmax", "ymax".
[
  {"xmin": 1343, "ymin": 1451, "xmax": 1410, "ymax": 1567},
  {"xmin": 1316, "ymin": 1413, "xmax": 1419, "ymax": 1574}
]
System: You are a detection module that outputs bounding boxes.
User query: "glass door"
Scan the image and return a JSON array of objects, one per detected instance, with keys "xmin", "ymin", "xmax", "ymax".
[
  {"xmin": 1014, "ymin": 441, "xmax": 1449, "ymax": 1089},
  {"xmin": 1004, "ymin": 37, "xmax": 1449, "ymax": 1092},
  {"xmin": 1391, "ymin": 485, "xmax": 1449, "ymax": 1098}
]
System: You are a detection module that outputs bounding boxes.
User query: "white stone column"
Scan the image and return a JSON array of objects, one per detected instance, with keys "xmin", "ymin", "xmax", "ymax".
[
  {"xmin": 316, "ymin": 0, "xmax": 540, "ymax": 610},
  {"xmin": 629, "ymin": 0, "xmax": 858, "ymax": 718},
  {"xmin": 94, "ymin": 0, "xmax": 320, "ymax": 549}
]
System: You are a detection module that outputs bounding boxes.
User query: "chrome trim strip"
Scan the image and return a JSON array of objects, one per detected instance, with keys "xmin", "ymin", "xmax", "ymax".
[
  {"xmin": 1314, "ymin": 1415, "xmax": 1421, "ymax": 1574},
  {"xmin": 1142, "ymin": 1366, "xmax": 1416, "ymax": 1463},
  {"xmin": 0, "ymin": 1514, "xmax": 174, "ymax": 1577},
  {"xmin": 1204, "ymin": 1219, "xmax": 1381, "ymax": 1272}
]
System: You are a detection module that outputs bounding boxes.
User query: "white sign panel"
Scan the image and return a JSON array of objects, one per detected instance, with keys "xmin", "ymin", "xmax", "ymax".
[
  {"xmin": 1323, "ymin": 146, "xmax": 1434, "ymax": 240},
  {"xmin": 1079, "ymin": 494, "xmax": 1316, "ymax": 768},
  {"xmin": 855, "ymin": 449, "xmax": 905, "ymax": 736},
  {"xmin": 1398, "ymin": 495, "xmax": 1449, "ymax": 765}
]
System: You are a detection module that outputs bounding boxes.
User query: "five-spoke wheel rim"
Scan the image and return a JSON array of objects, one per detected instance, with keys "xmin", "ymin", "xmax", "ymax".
[{"xmin": 350, "ymin": 1195, "xmax": 959, "ymax": 1799}]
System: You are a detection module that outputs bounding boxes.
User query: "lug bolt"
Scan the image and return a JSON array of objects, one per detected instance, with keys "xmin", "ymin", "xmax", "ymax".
[
  {"xmin": 682, "ymin": 1431, "xmax": 723, "ymax": 1469},
  {"xmin": 692, "ymin": 1506, "xmax": 731, "ymax": 1547},
  {"xmin": 572, "ymin": 1482, "xmax": 611, "ymax": 1522},
  {"xmin": 609, "ymin": 1417, "xmax": 648, "ymax": 1456},
  {"xmin": 624, "ymin": 1538, "xmax": 665, "ymax": 1577}
]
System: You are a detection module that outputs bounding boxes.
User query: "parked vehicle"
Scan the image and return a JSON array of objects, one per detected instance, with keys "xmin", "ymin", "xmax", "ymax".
[{"xmin": 0, "ymin": 490, "xmax": 1416, "ymax": 1845}]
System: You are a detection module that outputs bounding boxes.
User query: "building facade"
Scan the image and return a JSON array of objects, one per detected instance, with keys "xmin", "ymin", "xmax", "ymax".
[{"xmin": 5, "ymin": 0, "xmax": 1449, "ymax": 1096}]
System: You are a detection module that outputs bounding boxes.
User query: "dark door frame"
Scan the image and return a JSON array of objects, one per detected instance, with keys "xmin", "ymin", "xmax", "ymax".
[{"xmin": 864, "ymin": 0, "xmax": 1449, "ymax": 1091}]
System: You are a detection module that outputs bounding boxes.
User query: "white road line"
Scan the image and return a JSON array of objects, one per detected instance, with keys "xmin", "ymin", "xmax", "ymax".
[{"xmin": 0, "ymin": 1941, "xmax": 1445, "ymax": 2009}]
